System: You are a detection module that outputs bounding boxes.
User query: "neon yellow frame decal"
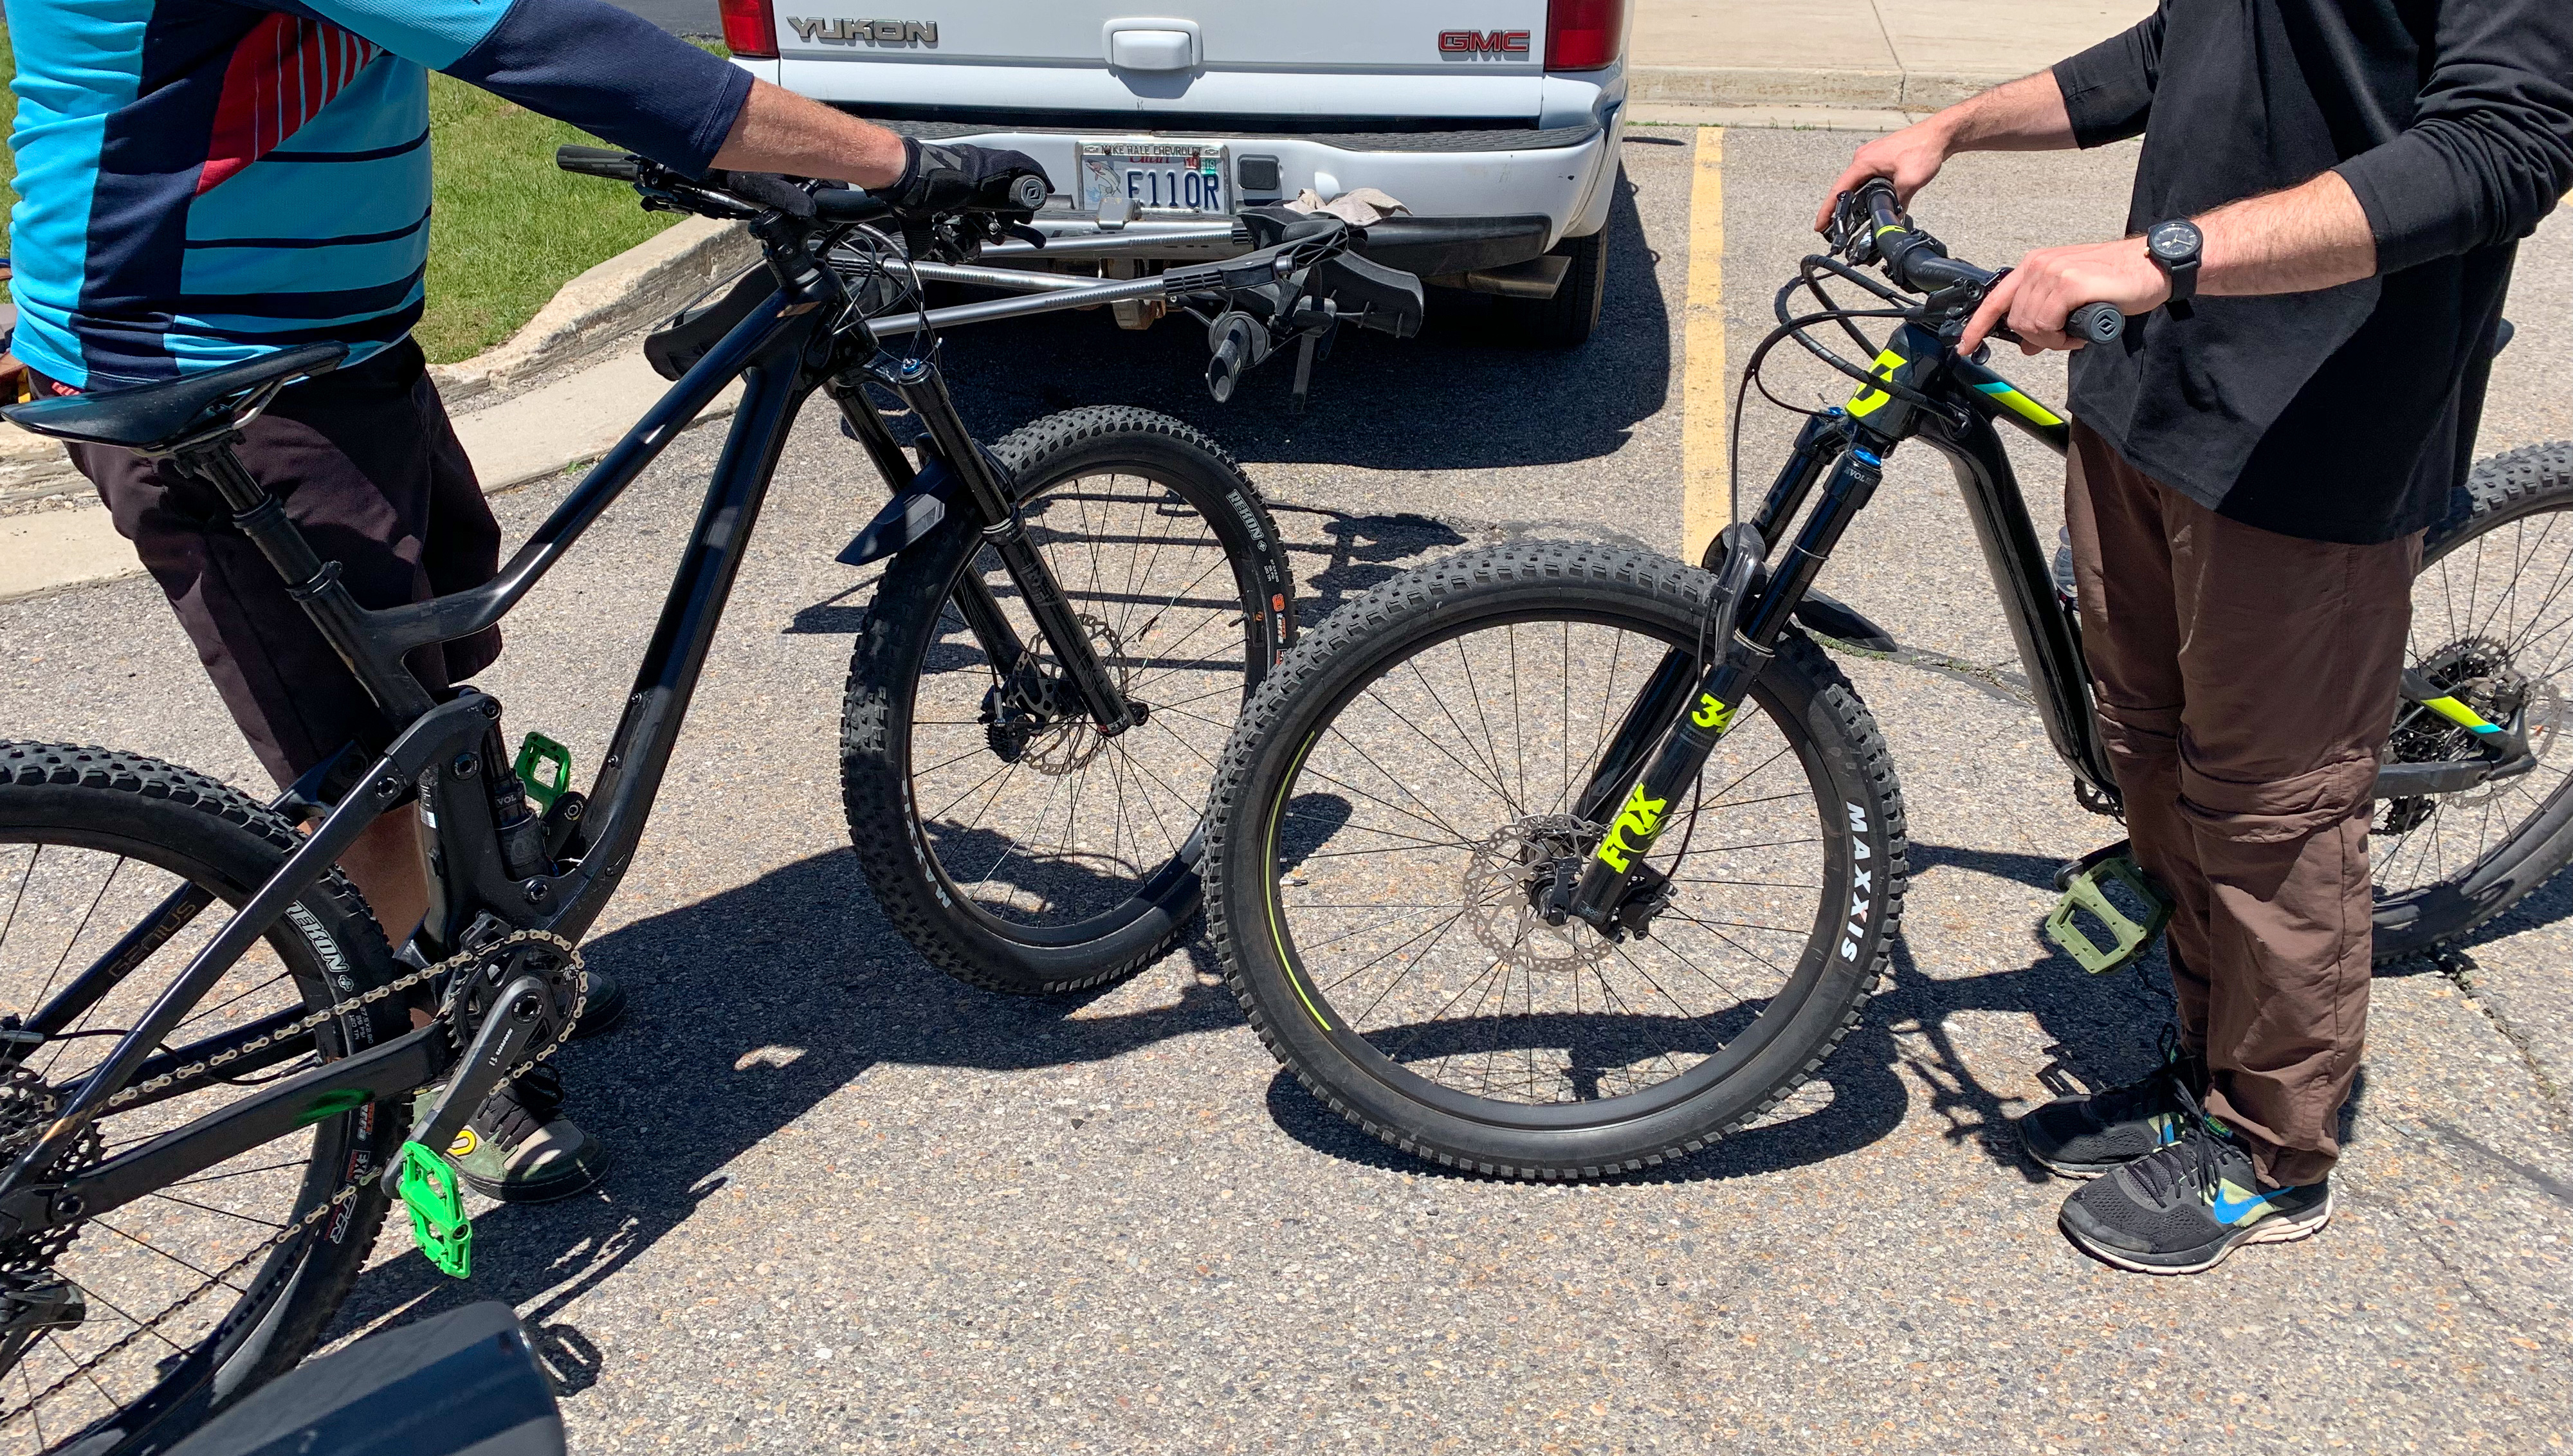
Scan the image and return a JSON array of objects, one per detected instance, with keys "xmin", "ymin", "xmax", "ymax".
[
  {"xmin": 2419, "ymin": 694, "xmax": 2504, "ymax": 734},
  {"xmin": 1847, "ymin": 348, "xmax": 1905, "ymax": 418},
  {"xmin": 1972, "ymin": 379, "xmax": 2066, "ymax": 429}
]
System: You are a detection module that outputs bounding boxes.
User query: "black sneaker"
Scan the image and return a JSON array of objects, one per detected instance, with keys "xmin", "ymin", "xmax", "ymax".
[
  {"xmin": 567, "ymin": 967, "xmax": 627, "ymax": 1040},
  {"xmin": 2057, "ymin": 1091, "xmax": 2333, "ymax": 1275},
  {"xmin": 2015, "ymin": 1028, "xmax": 2201, "ymax": 1178}
]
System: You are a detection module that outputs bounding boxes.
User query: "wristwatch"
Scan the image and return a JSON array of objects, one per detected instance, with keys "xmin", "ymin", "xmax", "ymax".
[{"xmin": 2144, "ymin": 217, "xmax": 2202, "ymax": 320}]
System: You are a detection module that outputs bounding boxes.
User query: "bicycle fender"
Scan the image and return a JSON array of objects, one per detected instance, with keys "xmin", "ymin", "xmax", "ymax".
[{"xmin": 837, "ymin": 459, "xmax": 956, "ymax": 567}]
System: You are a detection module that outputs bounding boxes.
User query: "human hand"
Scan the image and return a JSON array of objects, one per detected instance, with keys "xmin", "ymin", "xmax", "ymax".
[
  {"xmin": 888, "ymin": 140, "xmax": 1052, "ymax": 215},
  {"xmin": 1959, "ymin": 237, "xmax": 2166, "ymax": 354},
  {"xmin": 1813, "ymin": 120, "xmax": 1955, "ymax": 233}
]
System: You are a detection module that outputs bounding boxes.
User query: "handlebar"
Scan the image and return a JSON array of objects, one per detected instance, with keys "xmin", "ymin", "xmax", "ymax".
[
  {"xmin": 551, "ymin": 146, "xmax": 1034, "ymax": 226},
  {"xmin": 1849, "ymin": 179, "xmax": 2123, "ymax": 346}
]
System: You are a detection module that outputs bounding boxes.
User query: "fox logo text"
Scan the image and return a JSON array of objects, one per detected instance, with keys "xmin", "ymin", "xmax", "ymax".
[{"xmin": 1597, "ymin": 785, "xmax": 1668, "ymax": 874}]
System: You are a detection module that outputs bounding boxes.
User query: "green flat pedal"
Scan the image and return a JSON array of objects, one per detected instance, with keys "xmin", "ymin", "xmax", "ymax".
[
  {"xmin": 513, "ymin": 732, "xmax": 572, "ymax": 814},
  {"xmin": 2044, "ymin": 851, "xmax": 2172, "ymax": 975},
  {"xmin": 395, "ymin": 1140, "xmax": 472, "ymax": 1279}
]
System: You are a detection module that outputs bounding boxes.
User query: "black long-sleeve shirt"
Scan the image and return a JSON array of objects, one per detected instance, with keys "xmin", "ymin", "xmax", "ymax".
[{"xmin": 2052, "ymin": 0, "xmax": 2573, "ymax": 543}]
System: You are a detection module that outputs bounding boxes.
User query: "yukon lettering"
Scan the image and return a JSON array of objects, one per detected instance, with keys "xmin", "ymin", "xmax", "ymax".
[{"xmin": 787, "ymin": 16, "xmax": 939, "ymax": 45}]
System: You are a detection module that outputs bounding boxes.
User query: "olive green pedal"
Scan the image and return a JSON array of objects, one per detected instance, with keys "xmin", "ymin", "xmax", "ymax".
[
  {"xmin": 395, "ymin": 1140, "xmax": 473, "ymax": 1279},
  {"xmin": 513, "ymin": 732, "xmax": 572, "ymax": 814},
  {"xmin": 2044, "ymin": 844, "xmax": 2172, "ymax": 975}
]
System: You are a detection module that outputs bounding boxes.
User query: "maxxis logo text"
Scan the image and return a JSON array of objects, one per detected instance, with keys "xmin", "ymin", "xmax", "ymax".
[{"xmin": 1841, "ymin": 801, "xmax": 1873, "ymax": 961}]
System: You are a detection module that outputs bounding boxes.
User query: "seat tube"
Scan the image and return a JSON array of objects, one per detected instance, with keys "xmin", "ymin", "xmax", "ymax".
[{"xmin": 178, "ymin": 441, "xmax": 438, "ymax": 722}]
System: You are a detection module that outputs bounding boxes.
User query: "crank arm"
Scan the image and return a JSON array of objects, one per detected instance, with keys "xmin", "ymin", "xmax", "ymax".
[{"xmin": 381, "ymin": 974, "xmax": 554, "ymax": 1198}]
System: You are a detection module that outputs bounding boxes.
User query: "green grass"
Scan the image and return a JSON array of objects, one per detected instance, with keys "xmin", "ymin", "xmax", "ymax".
[
  {"xmin": 3, "ymin": 21, "xmax": 17, "ymax": 256},
  {"xmin": 417, "ymin": 73, "xmax": 683, "ymax": 362},
  {"xmin": 1, "ymin": 22, "xmax": 716, "ymax": 362}
]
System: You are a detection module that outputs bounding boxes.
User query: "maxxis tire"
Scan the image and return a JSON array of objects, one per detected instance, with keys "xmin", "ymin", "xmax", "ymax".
[
  {"xmin": 841, "ymin": 406, "xmax": 1292, "ymax": 996},
  {"xmin": 0, "ymin": 743, "xmax": 409, "ymax": 1451},
  {"xmin": 1496, "ymin": 226, "xmax": 1609, "ymax": 350},
  {"xmin": 2372, "ymin": 441, "xmax": 2573, "ymax": 962},
  {"xmin": 1206, "ymin": 542, "xmax": 1906, "ymax": 1179}
]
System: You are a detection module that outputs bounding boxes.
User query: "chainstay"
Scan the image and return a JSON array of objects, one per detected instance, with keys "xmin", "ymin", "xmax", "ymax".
[{"xmin": 0, "ymin": 929, "xmax": 584, "ymax": 1434}]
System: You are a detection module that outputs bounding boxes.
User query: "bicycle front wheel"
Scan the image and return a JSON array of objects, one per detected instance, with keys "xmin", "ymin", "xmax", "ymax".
[
  {"xmin": 842, "ymin": 407, "xmax": 1292, "ymax": 994},
  {"xmin": 1207, "ymin": 543, "xmax": 1906, "ymax": 1179},
  {"xmin": 0, "ymin": 745, "xmax": 411, "ymax": 1455}
]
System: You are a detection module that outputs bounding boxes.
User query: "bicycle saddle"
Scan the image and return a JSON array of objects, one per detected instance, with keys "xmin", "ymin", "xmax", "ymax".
[{"xmin": 1, "ymin": 341, "xmax": 348, "ymax": 455}]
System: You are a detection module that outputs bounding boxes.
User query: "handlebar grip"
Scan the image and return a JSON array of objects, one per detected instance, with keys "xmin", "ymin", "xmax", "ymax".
[
  {"xmin": 2065, "ymin": 302, "xmax": 2125, "ymax": 345},
  {"xmin": 556, "ymin": 145, "xmax": 639, "ymax": 181},
  {"xmin": 1005, "ymin": 174, "xmax": 1048, "ymax": 212}
]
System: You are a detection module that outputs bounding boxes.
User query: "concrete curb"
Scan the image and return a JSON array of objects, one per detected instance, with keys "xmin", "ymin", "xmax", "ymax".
[
  {"xmin": 0, "ymin": 217, "xmax": 756, "ymax": 603},
  {"xmin": 1629, "ymin": 62, "xmax": 2020, "ymax": 113},
  {"xmin": 428, "ymin": 215, "xmax": 755, "ymax": 407}
]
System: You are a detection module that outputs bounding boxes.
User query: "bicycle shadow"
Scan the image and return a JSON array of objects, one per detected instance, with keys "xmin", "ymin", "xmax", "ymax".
[
  {"xmin": 322, "ymin": 845, "xmax": 1236, "ymax": 1375},
  {"xmin": 1259, "ymin": 839, "xmax": 2389, "ymax": 1186},
  {"xmin": 931, "ymin": 164, "xmax": 1672, "ymax": 471}
]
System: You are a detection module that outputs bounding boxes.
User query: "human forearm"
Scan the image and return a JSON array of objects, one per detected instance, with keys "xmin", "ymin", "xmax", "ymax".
[
  {"xmin": 1931, "ymin": 70, "xmax": 2078, "ymax": 154},
  {"xmin": 711, "ymin": 80, "xmax": 908, "ymax": 189},
  {"xmin": 2195, "ymin": 171, "xmax": 2376, "ymax": 296}
]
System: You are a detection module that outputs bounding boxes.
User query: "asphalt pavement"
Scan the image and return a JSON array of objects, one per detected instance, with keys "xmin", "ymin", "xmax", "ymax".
[{"xmin": 1, "ymin": 127, "xmax": 2567, "ymax": 1453}]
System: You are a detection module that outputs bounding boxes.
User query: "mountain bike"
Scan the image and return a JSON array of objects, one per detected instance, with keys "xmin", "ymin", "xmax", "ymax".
[
  {"xmin": 0, "ymin": 155, "xmax": 1422, "ymax": 1450},
  {"xmin": 1204, "ymin": 177, "xmax": 2573, "ymax": 1179}
]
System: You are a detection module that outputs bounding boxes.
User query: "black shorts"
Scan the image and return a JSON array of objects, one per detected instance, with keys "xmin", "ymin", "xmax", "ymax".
[{"xmin": 51, "ymin": 340, "xmax": 504, "ymax": 790}]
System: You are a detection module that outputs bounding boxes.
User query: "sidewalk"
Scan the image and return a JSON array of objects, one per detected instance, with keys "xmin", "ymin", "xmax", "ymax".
[{"xmin": 1629, "ymin": 0, "xmax": 2153, "ymax": 118}]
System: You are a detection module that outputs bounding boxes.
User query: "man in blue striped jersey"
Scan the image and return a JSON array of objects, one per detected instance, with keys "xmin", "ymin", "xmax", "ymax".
[{"xmin": 5, "ymin": 0, "xmax": 1041, "ymax": 1200}]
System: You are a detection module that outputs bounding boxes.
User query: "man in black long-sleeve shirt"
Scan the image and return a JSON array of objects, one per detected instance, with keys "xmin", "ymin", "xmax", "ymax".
[{"xmin": 1819, "ymin": 0, "xmax": 2573, "ymax": 1273}]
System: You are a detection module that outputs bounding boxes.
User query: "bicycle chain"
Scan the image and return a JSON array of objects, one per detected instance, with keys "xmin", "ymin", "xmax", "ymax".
[{"xmin": 0, "ymin": 929, "xmax": 584, "ymax": 1431}]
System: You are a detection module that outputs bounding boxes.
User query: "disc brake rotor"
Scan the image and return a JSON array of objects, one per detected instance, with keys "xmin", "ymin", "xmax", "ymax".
[{"xmin": 1461, "ymin": 814, "xmax": 1613, "ymax": 979}]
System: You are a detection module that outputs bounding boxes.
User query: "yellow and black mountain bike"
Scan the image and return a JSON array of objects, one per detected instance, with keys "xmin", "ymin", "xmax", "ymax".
[{"xmin": 1205, "ymin": 179, "xmax": 2573, "ymax": 1179}]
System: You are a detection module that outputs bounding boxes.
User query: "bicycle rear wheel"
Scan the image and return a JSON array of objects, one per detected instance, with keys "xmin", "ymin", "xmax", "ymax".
[
  {"xmin": 842, "ymin": 407, "xmax": 1292, "ymax": 994},
  {"xmin": 2371, "ymin": 442, "xmax": 2573, "ymax": 960},
  {"xmin": 0, "ymin": 745, "xmax": 410, "ymax": 1455},
  {"xmin": 1207, "ymin": 543, "xmax": 1906, "ymax": 1178}
]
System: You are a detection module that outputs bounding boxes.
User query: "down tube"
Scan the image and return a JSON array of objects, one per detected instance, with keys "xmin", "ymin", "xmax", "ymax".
[
  {"xmin": 1912, "ymin": 409, "xmax": 2116, "ymax": 795},
  {"xmin": 551, "ymin": 329, "xmax": 816, "ymax": 940}
]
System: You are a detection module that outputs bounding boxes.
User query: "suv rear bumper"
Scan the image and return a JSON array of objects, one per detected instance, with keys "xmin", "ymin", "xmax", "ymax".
[{"xmin": 736, "ymin": 85, "xmax": 1624, "ymax": 264}]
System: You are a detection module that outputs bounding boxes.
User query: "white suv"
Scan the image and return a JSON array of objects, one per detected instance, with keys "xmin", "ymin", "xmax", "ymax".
[{"xmin": 717, "ymin": 0, "xmax": 1630, "ymax": 345}]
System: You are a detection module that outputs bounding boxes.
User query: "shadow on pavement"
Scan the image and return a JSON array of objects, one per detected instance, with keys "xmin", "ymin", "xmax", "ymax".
[
  {"xmin": 324, "ymin": 846, "xmax": 1236, "ymax": 1376},
  {"xmin": 929, "ymin": 167, "xmax": 1671, "ymax": 471}
]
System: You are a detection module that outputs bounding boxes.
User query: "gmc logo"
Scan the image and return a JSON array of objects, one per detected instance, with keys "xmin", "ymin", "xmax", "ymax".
[{"xmin": 1438, "ymin": 28, "xmax": 1530, "ymax": 55}]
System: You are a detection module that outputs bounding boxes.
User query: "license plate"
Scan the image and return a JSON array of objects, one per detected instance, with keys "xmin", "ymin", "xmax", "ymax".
[{"xmin": 1077, "ymin": 141, "xmax": 1231, "ymax": 215}]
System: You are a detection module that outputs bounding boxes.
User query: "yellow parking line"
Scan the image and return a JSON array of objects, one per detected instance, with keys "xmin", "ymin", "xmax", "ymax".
[{"xmin": 1679, "ymin": 126, "xmax": 1728, "ymax": 566}]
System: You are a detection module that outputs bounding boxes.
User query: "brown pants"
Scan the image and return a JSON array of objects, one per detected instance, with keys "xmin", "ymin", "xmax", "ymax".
[{"xmin": 2065, "ymin": 424, "xmax": 2421, "ymax": 1188}]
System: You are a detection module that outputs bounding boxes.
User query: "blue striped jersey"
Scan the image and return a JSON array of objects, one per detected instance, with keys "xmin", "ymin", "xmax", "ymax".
[{"xmin": 3, "ymin": 0, "xmax": 752, "ymax": 388}]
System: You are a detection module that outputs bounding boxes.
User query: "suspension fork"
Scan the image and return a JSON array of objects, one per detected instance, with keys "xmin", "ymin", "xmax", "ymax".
[
  {"xmin": 876, "ymin": 355, "xmax": 1133, "ymax": 733},
  {"xmin": 825, "ymin": 366, "xmax": 1030, "ymax": 680},
  {"xmin": 1559, "ymin": 441, "xmax": 1888, "ymax": 929}
]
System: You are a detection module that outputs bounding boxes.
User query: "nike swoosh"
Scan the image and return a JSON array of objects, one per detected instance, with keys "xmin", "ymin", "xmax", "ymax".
[{"xmin": 2208, "ymin": 1186, "xmax": 2280, "ymax": 1225}]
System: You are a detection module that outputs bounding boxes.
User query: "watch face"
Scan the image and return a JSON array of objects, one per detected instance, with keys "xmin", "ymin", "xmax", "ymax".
[{"xmin": 2147, "ymin": 219, "xmax": 2201, "ymax": 262}]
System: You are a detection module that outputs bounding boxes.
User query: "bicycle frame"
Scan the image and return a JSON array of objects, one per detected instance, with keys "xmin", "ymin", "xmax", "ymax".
[
  {"xmin": 0, "ymin": 214, "xmax": 1255, "ymax": 1241},
  {"xmin": 1541, "ymin": 321, "xmax": 2111, "ymax": 927}
]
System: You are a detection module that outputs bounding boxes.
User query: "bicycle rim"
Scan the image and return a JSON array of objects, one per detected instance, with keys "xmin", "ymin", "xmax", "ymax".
[
  {"xmin": 1258, "ymin": 610, "xmax": 1848, "ymax": 1124},
  {"xmin": 0, "ymin": 828, "xmax": 380, "ymax": 1453}
]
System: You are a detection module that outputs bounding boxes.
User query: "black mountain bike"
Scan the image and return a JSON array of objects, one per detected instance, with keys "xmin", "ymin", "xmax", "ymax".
[
  {"xmin": 1205, "ymin": 177, "xmax": 2573, "ymax": 1179},
  {"xmin": 0, "ymin": 154, "xmax": 1421, "ymax": 1449}
]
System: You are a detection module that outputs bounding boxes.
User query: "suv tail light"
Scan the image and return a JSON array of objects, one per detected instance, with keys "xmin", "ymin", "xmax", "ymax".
[
  {"xmin": 1544, "ymin": 0, "xmax": 1625, "ymax": 70},
  {"xmin": 719, "ymin": 0, "xmax": 778, "ymax": 59}
]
